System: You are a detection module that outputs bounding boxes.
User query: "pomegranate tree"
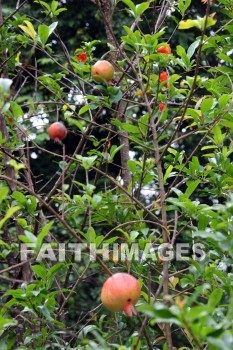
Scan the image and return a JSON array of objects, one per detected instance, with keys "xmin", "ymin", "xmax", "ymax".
[{"xmin": 100, "ymin": 272, "xmax": 141, "ymax": 317}]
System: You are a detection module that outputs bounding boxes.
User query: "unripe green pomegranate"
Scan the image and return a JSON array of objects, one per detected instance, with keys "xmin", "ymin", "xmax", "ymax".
[{"xmin": 101, "ymin": 272, "xmax": 141, "ymax": 317}]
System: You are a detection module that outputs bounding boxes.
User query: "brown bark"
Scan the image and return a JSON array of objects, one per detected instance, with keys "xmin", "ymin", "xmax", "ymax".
[{"xmin": 92, "ymin": 0, "xmax": 132, "ymax": 190}]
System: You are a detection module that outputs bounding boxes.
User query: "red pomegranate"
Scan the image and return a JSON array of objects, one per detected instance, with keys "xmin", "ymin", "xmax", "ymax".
[
  {"xmin": 47, "ymin": 122, "xmax": 67, "ymax": 142},
  {"xmin": 101, "ymin": 272, "xmax": 141, "ymax": 317},
  {"xmin": 91, "ymin": 60, "xmax": 114, "ymax": 83}
]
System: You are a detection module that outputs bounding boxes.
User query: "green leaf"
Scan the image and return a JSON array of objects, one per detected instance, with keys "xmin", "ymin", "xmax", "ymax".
[
  {"xmin": 138, "ymin": 303, "xmax": 182, "ymax": 326},
  {"xmin": 109, "ymin": 144, "xmax": 124, "ymax": 161},
  {"xmin": 0, "ymin": 187, "xmax": 8, "ymax": 205},
  {"xmin": 87, "ymin": 226, "xmax": 96, "ymax": 243},
  {"xmin": 17, "ymin": 218, "xmax": 28, "ymax": 228},
  {"xmin": 164, "ymin": 165, "xmax": 173, "ymax": 184},
  {"xmin": 92, "ymin": 194, "xmax": 102, "ymax": 208},
  {"xmin": 10, "ymin": 101, "xmax": 24, "ymax": 119},
  {"xmin": 9, "ymin": 159, "xmax": 25, "ymax": 172},
  {"xmin": 178, "ymin": 14, "xmax": 217, "ymax": 31},
  {"xmin": 201, "ymin": 13, "xmax": 217, "ymax": 29},
  {"xmin": 192, "ymin": 230, "xmax": 226, "ymax": 242},
  {"xmin": 185, "ymin": 180, "xmax": 200, "ymax": 198},
  {"xmin": 201, "ymin": 145, "xmax": 218, "ymax": 151},
  {"xmin": 108, "ymin": 86, "xmax": 122, "ymax": 104},
  {"xmin": 0, "ymin": 206, "xmax": 21, "ymax": 229},
  {"xmin": 54, "ymin": 8, "xmax": 67, "ymax": 15},
  {"xmin": 78, "ymin": 104, "xmax": 90, "ymax": 115},
  {"xmin": 76, "ymin": 155, "xmax": 97, "ymax": 170},
  {"xmin": 138, "ymin": 113, "xmax": 149, "ymax": 136},
  {"xmin": 34, "ymin": 0, "xmax": 51, "ymax": 11},
  {"xmin": 27, "ymin": 195, "xmax": 38, "ymax": 213},
  {"xmin": 178, "ymin": 19, "xmax": 199, "ymax": 30},
  {"xmin": 36, "ymin": 221, "xmax": 53, "ymax": 251},
  {"xmin": 121, "ymin": 0, "xmax": 136, "ymax": 14},
  {"xmin": 135, "ymin": 2, "xmax": 150, "ymax": 18},
  {"xmin": 200, "ymin": 98, "xmax": 214, "ymax": 114},
  {"xmin": 185, "ymin": 305, "xmax": 211, "ymax": 321},
  {"xmin": 0, "ymin": 316, "xmax": 17, "ymax": 330},
  {"xmin": 121, "ymin": 124, "xmax": 139, "ymax": 134},
  {"xmin": 127, "ymin": 159, "xmax": 137, "ymax": 173},
  {"xmin": 176, "ymin": 45, "xmax": 191, "ymax": 69},
  {"xmin": 212, "ymin": 125, "xmax": 225, "ymax": 146},
  {"xmin": 218, "ymin": 94, "xmax": 231, "ymax": 108},
  {"xmin": 32, "ymin": 264, "xmax": 47, "ymax": 279},
  {"xmin": 38, "ymin": 24, "xmax": 50, "ymax": 45},
  {"xmin": 24, "ymin": 230, "xmax": 37, "ymax": 244},
  {"xmin": 207, "ymin": 288, "xmax": 223, "ymax": 309},
  {"xmin": 18, "ymin": 20, "xmax": 36, "ymax": 40},
  {"xmin": 38, "ymin": 75, "xmax": 61, "ymax": 96},
  {"xmin": 11, "ymin": 191, "xmax": 27, "ymax": 206},
  {"xmin": 51, "ymin": 0, "xmax": 59, "ymax": 13},
  {"xmin": 0, "ymin": 239, "xmax": 11, "ymax": 249},
  {"xmin": 178, "ymin": 0, "xmax": 191, "ymax": 15},
  {"xmin": 47, "ymin": 262, "xmax": 64, "ymax": 278}
]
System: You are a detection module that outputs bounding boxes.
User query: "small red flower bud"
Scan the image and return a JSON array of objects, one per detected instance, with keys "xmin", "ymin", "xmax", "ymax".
[
  {"xmin": 159, "ymin": 103, "xmax": 166, "ymax": 111},
  {"xmin": 157, "ymin": 46, "xmax": 171, "ymax": 54},
  {"xmin": 159, "ymin": 71, "xmax": 169, "ymax": 87},
  {"xmin": 77, "ymin": 52, "xmax": 87, "ymax": 63}
]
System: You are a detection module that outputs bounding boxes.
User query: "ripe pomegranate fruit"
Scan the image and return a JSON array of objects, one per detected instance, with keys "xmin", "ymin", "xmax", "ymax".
[
  {"xmin": 101, "ymin": 272, "xmax": 141, "ymax": 317},
  {"xmin": 47, "ymin": 122, "xmax": 67, "ymax": 142},
  {"xmin": 91, "ymin": 60, "xmax": 114, "ymax": 83},
  {"xmin": 157, "ymin": 46, "xmax": 171, "ymax": 54}
]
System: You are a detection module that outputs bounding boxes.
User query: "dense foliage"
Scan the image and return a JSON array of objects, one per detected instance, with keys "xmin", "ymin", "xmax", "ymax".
[{"xmin": 0, "ymin": 0, "xmax": 233, "ymax": 349}]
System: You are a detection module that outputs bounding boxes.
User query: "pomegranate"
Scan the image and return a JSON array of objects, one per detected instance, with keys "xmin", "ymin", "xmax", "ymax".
[
  {"xmin": 91, "ymin": 60, "xmax": 114, "ymax": 83},
  {"xmin": 47, "ymin": 122, "xmax": 67, "ymax": 142},
  {"xmin": 101, "ymin": 272, "xmax": 141, "ymax": 317},
  {"xmin": 157, "ymin": 46, "xmax": 171, "ymax": 54}
]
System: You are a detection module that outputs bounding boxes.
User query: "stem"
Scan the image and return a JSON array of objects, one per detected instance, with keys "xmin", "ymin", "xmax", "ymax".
[
  {"xmin": 61, "ymin": 144, "xmax": 65, "ymax": 220},
  {"xmin": 134, "ymin": 55, "xmax": 173, "ymax": 348},
  {"xmin": 150, "ymin": 114, "xmax": 173, "ymax": 350},
  {"xmin": 94, "ymin": 0, "xmax": 132, "ymax": 190}
]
